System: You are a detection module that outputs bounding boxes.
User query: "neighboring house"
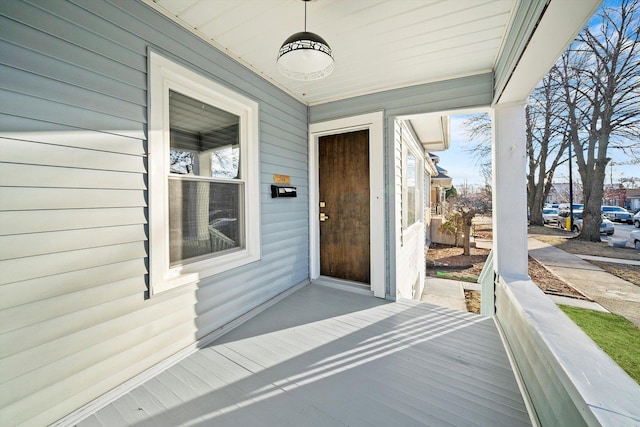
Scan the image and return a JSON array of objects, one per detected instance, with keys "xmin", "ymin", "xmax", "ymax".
[
  {"xmin": 627, "ymin": 188, "xmax": 640, "ymax": 212},
  {"xmin": 549, "ymin": 183, "xmax": 638, "ymax": 211},
  {"xmin": 603, "ymin": 184, "xmax": 627, "ymax": 208},
  {"xmin": 426, "ymin": 153, "xmax": 456, "ymax": 245},
  {"xmin": 424, "ymin": 151, "xmax": 438, "ymax": 230},
  {"xmin": 602, "ymin": 184, "xmax": 640, "ymax": 211},
  {"xmin": 2, "ymin": 1, "xmax": 638, "ymax": 426},
  {"xmin": 429, "ymin": 154, "xmax": 453, "ymax": 216},
  {"xmin": 546, "ymin": 182, "xmax": 584, "ymax": 205}
]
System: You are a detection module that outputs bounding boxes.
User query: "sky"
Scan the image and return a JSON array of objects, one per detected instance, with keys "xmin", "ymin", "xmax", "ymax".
[
  {"xmin": 435, "ymin": 0, "xmax": 639, "ymax": 191},
  {"xmin": 436, "ymin": 115, "xmax": 639, "ymax": 191},
  {"xmin": 434, "ymin": 115, "xmax": 487, "ymax": 190}
]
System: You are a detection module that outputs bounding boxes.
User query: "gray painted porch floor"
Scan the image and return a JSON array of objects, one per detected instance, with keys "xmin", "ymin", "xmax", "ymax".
[{"xmin": 78, "ymin": 284, "xmax": 531, "ymax": 427}]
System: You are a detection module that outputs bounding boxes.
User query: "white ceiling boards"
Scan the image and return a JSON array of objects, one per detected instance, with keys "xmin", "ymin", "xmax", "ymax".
[{"xmin": 148, "ymin": 0, "xmax": 516, "ymax": 105}]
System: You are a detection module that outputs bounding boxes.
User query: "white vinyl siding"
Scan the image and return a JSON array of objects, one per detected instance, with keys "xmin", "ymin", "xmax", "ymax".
[{"xmin": 395, "ymin": 120, "xmax": 426, "ymax": 300}]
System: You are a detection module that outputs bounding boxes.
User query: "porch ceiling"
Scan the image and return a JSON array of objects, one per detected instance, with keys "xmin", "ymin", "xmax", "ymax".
[
  {"xmin": 147, "ymin": 0, "xmax": 517, "ymax": 105},
  {"xmin": 146, "ymin": 0, "xmax": 601, "ymax": 107}
]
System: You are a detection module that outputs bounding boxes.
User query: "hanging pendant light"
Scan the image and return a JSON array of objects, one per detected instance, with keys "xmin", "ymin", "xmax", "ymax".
[{"xmin": 277, "ymin": 0, "xmax": 334, "ymax": 81}]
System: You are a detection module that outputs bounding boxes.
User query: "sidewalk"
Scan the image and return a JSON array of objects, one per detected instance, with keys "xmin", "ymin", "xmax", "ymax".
[
  {"xmin": 421, "ymin": 277, "xmax": 468, "ymax": 312},
  {"xmin": 423, "ymin": 238, "xmax": 640, "ymax": 327},
  {"xmin": 575, "ymin": 254, "xmax": 640, "ymax": 266},
  {"xmin": 528, "ymin": 237, "xmax": 640, "ymax": 328}
]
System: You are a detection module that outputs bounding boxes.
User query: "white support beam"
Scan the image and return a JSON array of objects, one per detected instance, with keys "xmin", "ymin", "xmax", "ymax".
[{"xmin": 492, "ymin": 102, "xmax": 529, "ymax": 280}]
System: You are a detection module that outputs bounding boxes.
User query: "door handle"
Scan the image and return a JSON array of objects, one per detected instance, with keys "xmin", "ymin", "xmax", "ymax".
[{"xmin": 320, "ymin": 212, "xmax": 329, "ymax": 222}]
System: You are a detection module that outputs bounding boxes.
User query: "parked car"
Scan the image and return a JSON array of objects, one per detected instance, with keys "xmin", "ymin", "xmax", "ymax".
[
  {"xmin": 630, "ymin": 229, "xmax": 640, "ymax": 250},
  {"xmin": 601, "ymin": 205, "xmax": 633, "ymax": 223},
  {"xmin": 558, "ymin": 203, "xmax": 583, "ymax": 211},
  {"xmin": 587, "ymin": 216, "xmax": 615, "ymax": 236},
  {"xmin": 542, "ymin": 208, "xmax": 559, "ymax": 224},
  {"xmin": 634, "ymin": 211, "xmax": 640, "ymax": 228},
  {"xmin": 557, "ymin": 210, "xmax": 581, "ymax": 232},
  {"xmin": 557, "ymin": 210, "xmax": 614, "ymax": 235}
]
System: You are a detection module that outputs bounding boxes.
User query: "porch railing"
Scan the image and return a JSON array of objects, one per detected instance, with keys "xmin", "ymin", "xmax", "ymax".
[
  {"xmin": 478, "ymin": 249, "xmax": 494, "ymax": 317},
  {"xmin": 495, "ymin": 275, "xmax": 640, "ymax": 426}
]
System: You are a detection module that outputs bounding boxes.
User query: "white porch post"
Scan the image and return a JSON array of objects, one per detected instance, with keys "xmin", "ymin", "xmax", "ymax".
[{"xmin": 492, "ymin": 102, "xmax": 529, "ymax": 280}]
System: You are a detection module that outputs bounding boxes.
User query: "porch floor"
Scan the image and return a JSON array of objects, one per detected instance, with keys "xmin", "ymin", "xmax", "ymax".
[{"xmin": 78, "ymin": 284, "xmax": 532, "ymax": 427}]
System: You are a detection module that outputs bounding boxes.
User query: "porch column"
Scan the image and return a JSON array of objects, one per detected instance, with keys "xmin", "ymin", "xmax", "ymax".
[{"xmin": 491, "ymin": 102, "xmax": 529, "ymax": 280}]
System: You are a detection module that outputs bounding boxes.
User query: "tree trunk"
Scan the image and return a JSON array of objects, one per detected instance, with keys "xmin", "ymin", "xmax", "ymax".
[
  {"xmin": 576, "ymin": 133, "xmax": 608, "ymax": 241},
  {"xmin": 463, "ymin": 214, "xmax": 474, "ymax": 256},
  {"xmin": 529, "ymin": 192, "xmax": 546, "ymax": 225},
  {"xmin": 580, "ymin": 182, "xmax": 604, "ymax": 240}
]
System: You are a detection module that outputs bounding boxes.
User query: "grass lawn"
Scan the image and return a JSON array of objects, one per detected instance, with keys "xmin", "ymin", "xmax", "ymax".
[
  {"xmin": 435, "ymin": 271, "xmax": 478, "ymax": 282},
  {"xmin": 559, "ymin": 305, "xmax": 640, "ymax": 384}
]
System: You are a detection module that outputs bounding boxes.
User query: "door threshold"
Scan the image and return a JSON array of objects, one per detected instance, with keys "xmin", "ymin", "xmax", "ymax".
[{"xmin": 313, "ymin": 276, "xmax": 373, "ymax": 296}]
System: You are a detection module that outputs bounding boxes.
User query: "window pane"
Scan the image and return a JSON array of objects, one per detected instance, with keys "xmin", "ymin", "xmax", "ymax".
[
  {"xmin": 406, "ymin": 152, "xmax": 416, "ymax": 226},
  {"xmin": 169, "ymin": 179, "xmax": 243, "ymax": 264},
  {"xmin": 169, "ymin": 90, "xmax": 240, "ymax": 179}
]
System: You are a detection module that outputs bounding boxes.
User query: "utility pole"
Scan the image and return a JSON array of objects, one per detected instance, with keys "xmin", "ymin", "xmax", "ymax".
[
  {"xmin": 610, "ymin": 162, "xmax": 615, "ymax": 186},
  {"xmin": 569, "ymin": 141, "xmax": 574, "ymax": 231}
]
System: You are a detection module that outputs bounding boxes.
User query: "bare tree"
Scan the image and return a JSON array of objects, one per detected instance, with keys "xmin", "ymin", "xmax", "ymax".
[
  {"xmin": 446, "ymin": 193, "xmax": 491, "ymax": 256},
  {"xmin": 462, "ymin": 71, "xmax": 570, "ymax": 227},
  {"xmin": 621, "ymin": 176, "xmax": 640, "ymax": 188},
  {"xmin": 461, "ymin": 113, "xmax": 492, "ymax": 182},
  {"xmin": 526, "ymin": 68, "xmax": 571, "ymax": 225},
  {"xmin": 558, "ymin": 0, "xmax": 640, "ymax": 241}
]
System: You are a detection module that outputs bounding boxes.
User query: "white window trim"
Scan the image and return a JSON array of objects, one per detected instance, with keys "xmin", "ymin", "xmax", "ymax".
[
  {"xmin": 148, "ymin": 52, "xmax": 260, "ymax": 295},
  {"xmin": 400, "ymin": 122, "xmax": 424, "ymax": 235}
]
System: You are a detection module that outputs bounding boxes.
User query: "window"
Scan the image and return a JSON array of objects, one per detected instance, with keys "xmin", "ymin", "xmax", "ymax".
[
  {"xmin": 401, "ymin": 126, "xmax": 423, "ymax": 232},
  {"xmin": 149, "ymin": 52, "xmax": 260, "ymax": 295},
  {"xmin": 406, "ymin": 151, "xmax": 417, "ymax": 226}
]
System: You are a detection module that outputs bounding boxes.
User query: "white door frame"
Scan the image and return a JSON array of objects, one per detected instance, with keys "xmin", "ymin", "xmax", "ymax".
[{"xmin": 309, "ymin": 111, "xmax": 385, "ymax": 298}]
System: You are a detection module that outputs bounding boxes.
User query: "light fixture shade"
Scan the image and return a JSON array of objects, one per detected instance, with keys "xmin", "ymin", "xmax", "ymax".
[{"xmin": 277, "ymin": 31, "xmax": 334, "ymax": 81}]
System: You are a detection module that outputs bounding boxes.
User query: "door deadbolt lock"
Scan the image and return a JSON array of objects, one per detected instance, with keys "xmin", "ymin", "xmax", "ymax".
[{"xmin": 320, "ymin": 212, "xmax": 329, "ymax": 222}]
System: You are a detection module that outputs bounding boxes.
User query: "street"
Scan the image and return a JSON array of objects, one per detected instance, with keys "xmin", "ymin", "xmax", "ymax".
[{"xmin": 612, "ymin": 222, "xmax": 638, "ymax": 249}]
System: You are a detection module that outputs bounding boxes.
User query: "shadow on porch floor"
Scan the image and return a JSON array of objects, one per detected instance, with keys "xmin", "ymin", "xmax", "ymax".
[{"xmin": 78, "ymin": 284, "xmax": 531, "ymax": 427}]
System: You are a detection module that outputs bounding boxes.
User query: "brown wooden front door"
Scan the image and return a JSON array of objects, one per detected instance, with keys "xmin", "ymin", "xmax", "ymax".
[{"xmin": 318, "ymin": 130, "xmax": 370, "ymax": 283}]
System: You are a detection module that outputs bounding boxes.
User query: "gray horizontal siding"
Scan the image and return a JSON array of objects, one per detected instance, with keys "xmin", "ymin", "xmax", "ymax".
[
  {"xmin": 0, "ymin": 208, "xmax": 147, "ymax": 235},
  {"xmin": 1, "ymin": 64, "xmax": 146, "ymax": 123},
  {"xmin": 0, "ymin": 225, "xmax": 147, "ymax": 260},
  {"xmin": 0, "ymin": 187, "xmax": 146, "ymax": 210},
  {"xmin": 0, "ymin": 1, "xmax": 308, "ymax": 426},
  {"xmin": 0, "ymin": 16, "xmax": 147, "ymax": 90},
  {"xmin": 0, "ymin": 117, "xmax": 146, "ymax": 156},
  {"xmin": 1, "ymin": 90, "xmax": 146, "ymax": 139},
  {"xmin": 0, "ymin": 276, "xmax": 145, "ymax": 335},
  {"xmin": 1, "ymin": 40, "xmax": 146, "ymax": 106},
  {"xmin": 0, "ymin": 163, "xmax": 147, "ymax": 189},
  {"xmin": 0, "ymin": 242, "xmax": 147, "ymax": 284},
  {"xmin": 309, "ymin": 73, "xmax": 493, "ymax": 123},
  {"xmin": 0, "ymin": 260, "xmax": 147, "ymax": 310}
]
